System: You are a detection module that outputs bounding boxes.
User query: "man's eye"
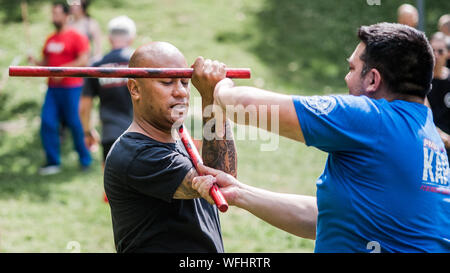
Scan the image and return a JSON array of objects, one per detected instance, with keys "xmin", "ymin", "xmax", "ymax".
[
  {"xmin": 161, "ymin": 81, "xmax": 173, "ymax": 85},
  {"xmin": 182, "ymin": 81, "xmax": 189, "ymax": 86}
]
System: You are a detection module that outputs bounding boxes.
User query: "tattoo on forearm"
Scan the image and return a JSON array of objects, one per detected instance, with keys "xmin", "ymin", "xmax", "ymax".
[
  {"xmin": 173, "ymin": 169, "xmax": 200, "ymax": 199},
  {"xmin": 174, "ymin": 118, "xmax": 237, "ymax": 200},
  {"xmin": 202, "ymin": 119, "xmax": 237, "ymax": 177}
]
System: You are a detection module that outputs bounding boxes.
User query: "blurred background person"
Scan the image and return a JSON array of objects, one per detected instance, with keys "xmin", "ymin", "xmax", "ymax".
[
  {"xmin": 427, "ymin": 32, "xmax": 450, "ymax": 160},
  {"xmin": 28, "ymin": 1, "xmax": 92, "ymax": 175},
  {"xmin": 446, "ymin": 35, "xmax": 450, "ymax": 69},
  {"xmin": 438, "ymin": 14, "xmax": 450, "ymax": 36},
  {"xmin": 397, "ymin": 3, "xmax": 419, "ymax": 28},
  {"xmin": 438, "ymin": 14, "xmax": 450, "ymax": 68},
  {"xmin": 80, "ymin": 15, "xmax": 135, "ymax": 165},
  {"xmin": 68, "ymin": 0, "xmax": 103, "ymax": 63}
]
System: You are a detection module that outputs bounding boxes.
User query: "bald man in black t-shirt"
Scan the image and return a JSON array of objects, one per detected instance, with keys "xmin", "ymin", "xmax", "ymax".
[{"xmin": 104, "ymin": 42, "xmax": 237, "ymax": 252}]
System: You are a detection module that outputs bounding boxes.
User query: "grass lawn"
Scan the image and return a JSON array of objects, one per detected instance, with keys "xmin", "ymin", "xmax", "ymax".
[{"xmin": 0, "ymin": 0, "xmax": 448, "ymax": 253}]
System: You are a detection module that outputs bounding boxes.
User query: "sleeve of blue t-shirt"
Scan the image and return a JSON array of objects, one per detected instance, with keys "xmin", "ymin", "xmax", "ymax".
[
  {"xmin": 292, "ymin": 95, "xmax": 381, "ymax": 153},
  {"xmin": 126, "ymin": 146, "xmax": 194, "ymax": 203}
]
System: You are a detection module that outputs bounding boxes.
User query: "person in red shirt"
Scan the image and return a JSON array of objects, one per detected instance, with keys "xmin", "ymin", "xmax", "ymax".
[{"xmin": 28, "ymin": 1, "xmax": 92, "ymax": 175}]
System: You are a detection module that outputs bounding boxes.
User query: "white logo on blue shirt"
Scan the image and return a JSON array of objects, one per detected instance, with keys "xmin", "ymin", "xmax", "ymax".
[
  {"xmin": 421, "ymin": 139, "xmax": 449, "ymax": 194},
  {"xmin": 302, "ymin": 96, "xmax": 337, "ymax": 115}
]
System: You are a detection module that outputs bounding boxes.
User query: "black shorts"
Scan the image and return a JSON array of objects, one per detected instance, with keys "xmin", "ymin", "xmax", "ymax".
[{"xmin": 102, "ymin": 142, "xmax": 115, "ymax": 162}]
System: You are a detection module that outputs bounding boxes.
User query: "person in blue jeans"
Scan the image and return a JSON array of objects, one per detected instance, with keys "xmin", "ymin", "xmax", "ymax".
[
  {"xmin": 41, "ymin": 86, "xmax": 92, "ymax": 173},
  {"xmin": 28, "ymin": 2, "xmax": 91, "ymax": 175}
]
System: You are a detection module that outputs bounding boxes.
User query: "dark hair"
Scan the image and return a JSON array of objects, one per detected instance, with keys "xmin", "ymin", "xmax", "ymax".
[
  {"xmin": 81, "ymin": 0, "xmax": 89, "ymax": 12},
  {"xmin": 52, "ymin": 1, "xmax": 70, "ymax": 14},
  {"xmin": 358, "ymin": 22, "xmax": 434, "ymax": 98},
  {"xmin": 79, "ymin": 0, "xmax": 90, "ymax": 17}
]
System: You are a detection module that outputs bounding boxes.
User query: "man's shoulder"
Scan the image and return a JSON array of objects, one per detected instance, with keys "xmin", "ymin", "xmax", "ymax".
[
  {"xmin": 65, "ymin": 28, "xmax": 87, "ymax": 38},
  {"xmin": 105, "ymin": 133, "xmax": 155, "ymax": 174},
  {"xmin": 293, "ymin": 94, "xmax": 383, "ymax": 117},
  {"xmin": 62, "ymin": 28, "xmax": 89, "ymax": 48},
  {"xmin": 92, "ymin": 49, "xmax": 132, "ymax": 69},
  {"xmin": 45, "ymin": 32, "xmax": 58, "ymax": 41},
  {"xmin": 109, "ymin": 132, "xmax": 180, "ymax": 161},
  {"xmin": 101, "ymin": 48, "xmax": 133, "ymax": 65},
  {"xmin": 106, "ymin": 133, "xmax": 192, "ymax": 184},
  {"xmin": 431, "ymin": 74, "xmax": 450, "ymax": 89}
]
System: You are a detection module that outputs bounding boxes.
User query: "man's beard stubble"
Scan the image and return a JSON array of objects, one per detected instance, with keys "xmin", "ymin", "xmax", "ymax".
[{"xmin": 53, "ymin": 22, "xmax": 63, "ymax": 31}]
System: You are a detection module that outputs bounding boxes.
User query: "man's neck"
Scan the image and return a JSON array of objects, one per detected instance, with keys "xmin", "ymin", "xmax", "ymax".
[
  {"xmin": 55, "ymin": 24, "xmax": 68, "ymax": 33},
  {"xmin": 434, "ymin": 65, "xmax": 449, "ymax": 80},
  {"xmin": 371, "ymin": 86, "xmax": 425, "ymax": 104},
  {"xmin": 111, "ymin": 43, "xmax": 129, "ymax": 50},
  {"xmin": 110, "ymin": 37, "xmax": 132, "ymax": 50},
  {"xmin": 384, "ymin": 92, "xmax": 425, "ymax": 104},
  {"xmin": 128, "ymin": 117, "xmax": 175, "ymax": 143},
  {"xmin": 72, "ymin": 14, "xmax": 84, "ymax": 21}
]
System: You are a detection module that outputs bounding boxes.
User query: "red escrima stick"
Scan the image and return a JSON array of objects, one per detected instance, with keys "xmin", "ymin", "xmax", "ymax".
[
  {"xmin": 178, "ymin": 125, "xmax": 229, "ymax": 213},
  {"xmin": 9, "ymin": 66, "xmax": 251, "ymax": 79}
]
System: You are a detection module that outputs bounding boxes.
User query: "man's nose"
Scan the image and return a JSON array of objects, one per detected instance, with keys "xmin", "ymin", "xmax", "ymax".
[
  {"xmin": 173, "ymin": 81, "xmax": 188, "ymax": 97},
  {"xmin": 344, "ymin": 73, "xmax": 350, "ymax": 84}
]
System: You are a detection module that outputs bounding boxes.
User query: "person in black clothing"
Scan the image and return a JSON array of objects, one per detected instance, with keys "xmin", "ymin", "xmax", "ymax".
[
  {"xmin": 427, "ymin": 32, "xmax": 450, "ymax": 160},
  {"xmin": 103, "ymin": 41, "xmax": 237, "ymax": 252},
  {"xmin": 80, "ymin": 16, "xmax": 136, "ymax": 161},
  {"xmin": 439, "ymin": 14, "xmax": 450, "ymax": 36},
  {"xmin": 437, "ymin": 14, "xmax": 450, "ymax": 68}
]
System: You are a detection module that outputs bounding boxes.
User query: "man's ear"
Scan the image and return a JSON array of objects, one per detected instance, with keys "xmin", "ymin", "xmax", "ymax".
[
  {"xmin": 127, "ymin": 79, "xmax": 140, "ymax": 100},
  {"xmin": 364, "ymin": 68, "xmax": 382, "ymax": 93}
]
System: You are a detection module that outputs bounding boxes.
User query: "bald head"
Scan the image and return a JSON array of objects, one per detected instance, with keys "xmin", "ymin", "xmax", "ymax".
[
  {"xmin": 397, "ymin": 4, "xmax": 419, "ymax": 28},
  {"xmin": 126, "ymin": 42, "xmax": 190, "ymax": 135},
  {"xmin": 128, "ymin": 41, "xmax": 187, "ymax": 69},
  {"xmin": 438, "ymin": 14, "xmax": 450, "ymax": 36}
]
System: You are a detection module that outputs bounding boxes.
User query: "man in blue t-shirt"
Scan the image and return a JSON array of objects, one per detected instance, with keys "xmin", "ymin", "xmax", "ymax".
[{"xmin": 190, "ymin": 23, "xmax": 450, "ymax": 252}]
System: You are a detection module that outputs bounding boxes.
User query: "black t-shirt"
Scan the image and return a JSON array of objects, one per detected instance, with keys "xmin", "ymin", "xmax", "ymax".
[
  {"xmin": 428, "ymin": 76, "xmax": 450, "ymax": 134},
  {"xmin": 428, "ymin": 76, "xmax": 450, "ymax": 158},
  {"xmin": 104, "ymin": 132, "xmax": 224, "ymax": 253},
  {"xmin": 82, "ymin": 48, "xmax": 134, "ymax": 144}
]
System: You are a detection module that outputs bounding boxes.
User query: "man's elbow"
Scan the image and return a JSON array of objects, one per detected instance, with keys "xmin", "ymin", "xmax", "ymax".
[
  {"xmin": 80, "ymin": 57, "xmax": 89, "ymax": 67},
  {"xmin": 293, "ymin": 198, "xmax": 317, "ymax": 240},
  {"xmin": 78, "ymin": 53, "xmax": 89, "ymax": 66},
  {"xmin": 292, "ymin": 219, "xmax": 316, "ymax": 240},
  {"xmin": 303, "ymin": 225, "xmax": 317, "ymax": 240},
  {"xmin": 79, "ymin": 97, "xmax": 92, "ymax": 116}
]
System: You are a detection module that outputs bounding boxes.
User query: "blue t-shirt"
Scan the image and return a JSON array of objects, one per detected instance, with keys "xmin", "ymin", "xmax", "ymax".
[{"xmin": 292, "ymin": 95, "xmax": 450, "ymax": 253}]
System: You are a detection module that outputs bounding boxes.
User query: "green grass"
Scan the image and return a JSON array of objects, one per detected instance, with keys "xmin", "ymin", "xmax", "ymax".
[{"xmin": 0, "ymin": 0, "xmax": 448, "ymax": 253}]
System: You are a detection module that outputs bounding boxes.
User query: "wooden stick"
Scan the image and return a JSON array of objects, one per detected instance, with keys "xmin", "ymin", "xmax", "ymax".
[{"xmin": 9, "ymin": 66, "xmax": 251, "ymax": 79}]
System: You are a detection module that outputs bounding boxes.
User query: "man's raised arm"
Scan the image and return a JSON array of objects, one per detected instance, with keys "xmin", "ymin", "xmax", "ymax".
[
  {"xmin": 192, "ymin": 57, "xmax": 237, "ymax": 177},
  {"xmin": 214, "ymin": 78, "xmax": 305, "ymax": 143}
]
